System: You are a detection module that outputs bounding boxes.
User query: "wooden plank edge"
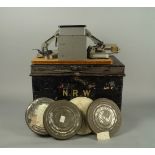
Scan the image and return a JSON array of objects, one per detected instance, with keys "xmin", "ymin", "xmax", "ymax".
[{"xmin": 32, "ymin": 58, "xmax": 113, "ymax": 65}]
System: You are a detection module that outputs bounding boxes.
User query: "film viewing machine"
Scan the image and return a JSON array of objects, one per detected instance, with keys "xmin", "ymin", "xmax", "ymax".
[{"xmin": 25, "ymin": 25, "xmax": 125, "ymax": 140}]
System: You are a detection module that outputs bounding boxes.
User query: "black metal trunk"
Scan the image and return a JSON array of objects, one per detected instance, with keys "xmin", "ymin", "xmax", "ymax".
[{"xmin": 30, "ymin": 56, "xmax": 125, "ymax": 109}]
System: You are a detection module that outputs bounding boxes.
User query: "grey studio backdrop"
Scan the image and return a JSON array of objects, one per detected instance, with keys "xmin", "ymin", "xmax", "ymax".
[{"xmin": 0, "ymin": 8, "xmax": 155, "ymax": 148}]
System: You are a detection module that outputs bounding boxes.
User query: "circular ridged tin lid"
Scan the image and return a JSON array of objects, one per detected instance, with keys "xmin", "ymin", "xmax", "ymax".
[
  {"xmin": 87, "ymin": 98, "xmax": 121, "ymax": 136},
  {"xmin": 70, "ymin": 97, "xmax": 93, "ymax": 135},
  {"xmin": 43, "ymin": 100, "xmax": 82, "ymax": 140},
  {"xmin": 25, "ymin": 97, "xmax": 54, "ymax": 136}
]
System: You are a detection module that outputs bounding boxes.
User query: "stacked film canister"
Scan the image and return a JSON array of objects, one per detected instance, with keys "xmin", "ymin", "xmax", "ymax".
[{"xmin": 25, "ymin": 97, "xmax": 121, "ymax": 140}]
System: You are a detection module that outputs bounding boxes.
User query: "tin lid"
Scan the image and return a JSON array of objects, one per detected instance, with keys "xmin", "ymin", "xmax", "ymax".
[
  {"xmin": 25, "ymin": 97, "xmax": 54, "ymax": 136},
  {"xmin": 70, "ymin": 97, "xmax": 93, "ymax": 135},
  {"xmin": 59, "ymin": 25, "xmax": 86, "ymax": 28},
  {"xmin": 86, "ymin": 98, "xmax": 121, "ymax": 136},
  {"xmin": 31, "ymin": 56, "xmax": 125, "ymax": 77},
  {"xmin": 43, "ymin": 100, "xmax": 82, "ymax": 140}
]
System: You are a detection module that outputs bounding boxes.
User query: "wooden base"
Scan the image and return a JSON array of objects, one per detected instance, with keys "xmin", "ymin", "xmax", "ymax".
[{"xmin": 32, "ymin": 57, "xmax": 113, "ymax": 65}]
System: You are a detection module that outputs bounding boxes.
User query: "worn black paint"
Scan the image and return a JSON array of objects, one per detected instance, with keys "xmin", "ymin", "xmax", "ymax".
[{"xmin": 31, "ymin": 56, "xmax": 125, "ymax": 109}]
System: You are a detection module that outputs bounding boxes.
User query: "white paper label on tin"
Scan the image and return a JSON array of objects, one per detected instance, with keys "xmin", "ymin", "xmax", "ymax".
[
  {"xmin": 97, "ymin": 131, "xmax": 110, "ymax": 141},
  {"xmin": 59, "ymin": 115, "xmax": 66, "ymax": 123}
]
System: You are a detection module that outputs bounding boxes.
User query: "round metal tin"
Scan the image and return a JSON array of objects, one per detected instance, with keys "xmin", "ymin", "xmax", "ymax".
[
  {"xmin": 25, "ymin": 97, "xmax": 54, "ymax": 136},
  {"xmin": 43, "ymin": 100, "xmax": 82, "ymax": 140},
  {"xmin": 70, "ymin": 97, "xmax": 93, "ymax": 135},
  {"xmin": 87, "ymin": 98, "xmax": 121, "ymax": 136}
]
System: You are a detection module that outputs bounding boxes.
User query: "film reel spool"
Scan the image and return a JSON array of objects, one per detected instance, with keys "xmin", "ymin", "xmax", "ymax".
[
  {"xmin": 70, "ymin": 97, "xmax": 93, "ymax": 135},
  {"xmin": 25, "ymin": 97, "xmax": 54, "ymax": 135},
  {"xmin": 87, "ymin": 98, "xmax": 121, "ymax": 136}
]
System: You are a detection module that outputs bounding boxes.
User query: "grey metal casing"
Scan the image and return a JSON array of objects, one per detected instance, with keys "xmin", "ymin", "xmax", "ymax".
[
  {"xmin": 58, "ymin": 35, "xmax": 87, "ymax": 60},
  {"xmin": 59, "ymin": 27, "xmax": 85, "ymax": 35},
  {"xmin": 58, "ymin": 26, "xmax": 87, "ymax": 60}
]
